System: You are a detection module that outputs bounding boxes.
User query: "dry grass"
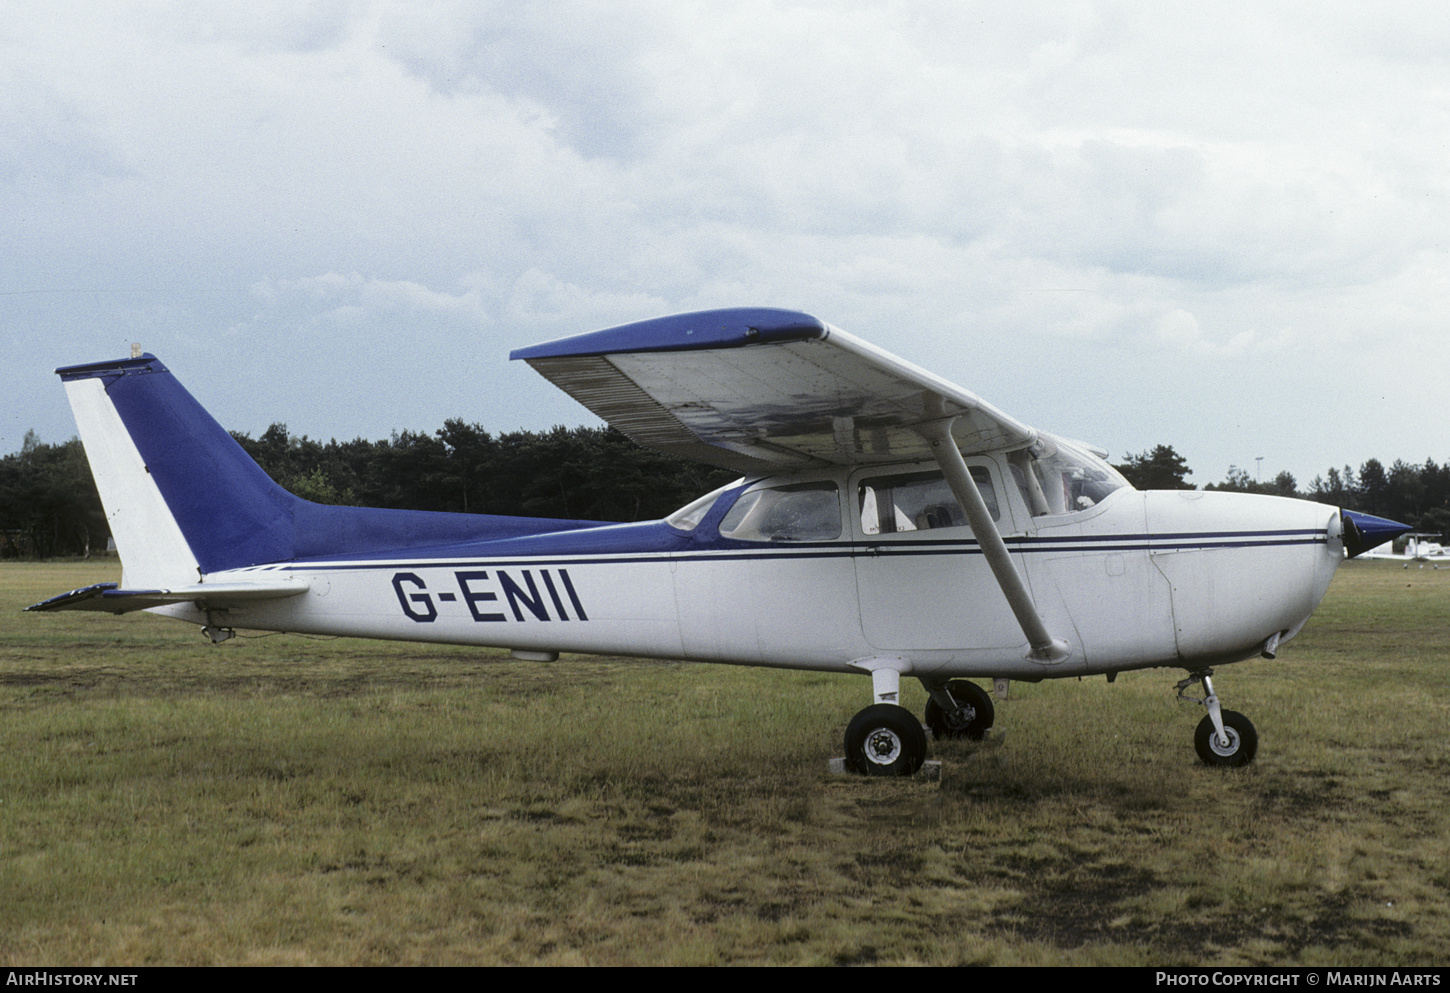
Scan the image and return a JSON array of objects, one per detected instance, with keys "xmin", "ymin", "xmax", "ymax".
[{"xmin": 1, "ymin": 559, "xmax": 1447, "ymax": 965}]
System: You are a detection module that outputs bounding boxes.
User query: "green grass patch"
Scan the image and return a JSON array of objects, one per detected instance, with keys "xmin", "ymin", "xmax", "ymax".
[{"xmin": 1, "ymin": 559, "xmax": 1447, "ymax": 965}]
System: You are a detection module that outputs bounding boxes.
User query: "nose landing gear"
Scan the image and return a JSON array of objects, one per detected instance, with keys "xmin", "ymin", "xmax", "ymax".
[{"xmin": 1177, "ymin": 669, "xmax": 1258, "ymax": 767}]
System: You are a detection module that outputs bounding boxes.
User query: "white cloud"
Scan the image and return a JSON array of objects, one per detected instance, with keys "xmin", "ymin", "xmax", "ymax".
[{"xmin": 6, "ymin": 1, "xmax": 1450, "ymax": 485}]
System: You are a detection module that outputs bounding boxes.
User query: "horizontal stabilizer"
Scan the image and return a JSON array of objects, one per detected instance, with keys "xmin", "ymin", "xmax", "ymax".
[{"xmin": 26, "ymin": 579, "xmax": 310, "ymax": 614}]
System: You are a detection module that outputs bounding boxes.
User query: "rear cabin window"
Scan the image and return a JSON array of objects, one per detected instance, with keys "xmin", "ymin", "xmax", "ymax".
[
  {"xmin": 718, "ymin": 480, "xmax": 841, "ymax": 542},
  {"xmin": 857, "ymin": 468, "xmax": 997, "ymax": 535},
  {"xmin": 665, "ymin": 480, "xmax": 743, "ymax": 532}
]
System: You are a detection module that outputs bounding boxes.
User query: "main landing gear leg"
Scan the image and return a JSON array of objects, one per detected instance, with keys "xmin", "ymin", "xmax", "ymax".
[
  {"xmin": 1176, "ymin": 668, "xmax": 1258, "ymax": 767},
  {"xmin": 921, "ymin": 678, "xmax": 995, "ymax": 741},
  {"xmin": 843, "ymin": 665, "xmax": 927, "ymax": 777}
]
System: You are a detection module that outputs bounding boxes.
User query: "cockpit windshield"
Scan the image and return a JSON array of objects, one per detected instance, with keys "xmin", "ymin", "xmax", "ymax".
[{"xmin": 1008, "ymin": 436, "xmax": 1129, "ymax": 517}]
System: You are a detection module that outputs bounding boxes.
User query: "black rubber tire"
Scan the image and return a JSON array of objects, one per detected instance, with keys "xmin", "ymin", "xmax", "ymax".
[
  {"xmin": 1194, "ymin": 710, "xmax": 1258, "ymax": 767},
  {"xmin": 924, "ymin": 680, "xmax": 994, "ymax": 741},
  {"xmin": 845, "ymin": 703, "xmax": 928, "ymax": 777}
]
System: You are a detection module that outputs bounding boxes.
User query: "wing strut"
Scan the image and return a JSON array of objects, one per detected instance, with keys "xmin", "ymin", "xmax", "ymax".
[{"xmin": 918, "ymin": 407, "xmax": 1070, "ymax": 664}]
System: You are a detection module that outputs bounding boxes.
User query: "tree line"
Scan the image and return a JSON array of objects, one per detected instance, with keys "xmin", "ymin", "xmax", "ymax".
[
  {"xmin": 2, "ymin": 430, "xmax": 1446, "ymax": 559},
  {"xmin": 0, "ymin": 422, "xmax": 736, "ymax": 559}
]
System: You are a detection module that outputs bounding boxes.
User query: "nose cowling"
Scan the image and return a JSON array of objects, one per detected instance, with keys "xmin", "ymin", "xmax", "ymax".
[{"xmin": 1341, "ymin": 509, "xmax": 1413, "ymax": 558}]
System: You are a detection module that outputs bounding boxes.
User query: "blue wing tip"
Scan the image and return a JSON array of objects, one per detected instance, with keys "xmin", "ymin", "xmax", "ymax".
[{"xmin": 511, "ymin": 307, "xmax": 828, "ymax": 361}]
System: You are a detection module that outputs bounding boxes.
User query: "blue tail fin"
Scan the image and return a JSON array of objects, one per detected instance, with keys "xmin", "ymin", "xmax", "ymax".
[
  {"xmin": 61, "ymin": 355, "xmax": 296, "ymax": 579},
  {"xmin": 58, "ymin": 355, "xmax": 606, "ymax": 584}
]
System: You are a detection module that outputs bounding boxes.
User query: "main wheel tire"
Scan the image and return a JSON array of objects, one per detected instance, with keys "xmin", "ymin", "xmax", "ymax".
[
  {"xmin": 924, "ymin": 680, "xmax": 994, "ymax": 741},
  {"xmin": 1194, "ymin": 710, "xmax": 1258, "ymax": 767},
  {"xmin": 845, "ymin": 704, "xmax": 928, "ymax": 777}
]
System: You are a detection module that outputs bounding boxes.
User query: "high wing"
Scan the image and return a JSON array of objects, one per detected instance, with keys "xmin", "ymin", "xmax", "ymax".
[{"xmin": 511, "ymin": 308, "xmax": 1038, "ymax": 474}]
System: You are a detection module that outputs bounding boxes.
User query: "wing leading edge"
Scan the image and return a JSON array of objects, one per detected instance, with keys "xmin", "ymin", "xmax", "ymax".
[{"xmin": 511, "ymin": 308, "xmax": 1037, "ymax": 474}]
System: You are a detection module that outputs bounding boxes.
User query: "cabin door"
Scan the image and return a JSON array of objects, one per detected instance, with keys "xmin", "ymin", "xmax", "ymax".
[{"xmin": 850, "ymin": 463, "xmax": 1025, "ymax": 652}]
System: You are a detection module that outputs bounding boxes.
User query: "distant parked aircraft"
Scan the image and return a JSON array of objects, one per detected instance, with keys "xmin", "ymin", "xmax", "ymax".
[{"xmin": 1360, "ymin": 532, "xmax": 1447, "ymax": 568}]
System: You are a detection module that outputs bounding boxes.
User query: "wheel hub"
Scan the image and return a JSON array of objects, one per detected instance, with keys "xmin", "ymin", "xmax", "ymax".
[
  {"xmin": 865, "ymin": 727, "xmax": 903, "ymax": 764},
  {"xmin": 941, "ymin": 705, "xmax": 976, "ymax": 733},
  {"xmin": 1208, "ymin": 727, "xmax": 1240, "ymax": 757}
]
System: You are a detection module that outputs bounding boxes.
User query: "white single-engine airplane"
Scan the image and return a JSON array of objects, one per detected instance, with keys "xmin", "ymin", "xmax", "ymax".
[{"xmin": 30, "ymin": 308, "xmax": 1410, "ymax": 775}]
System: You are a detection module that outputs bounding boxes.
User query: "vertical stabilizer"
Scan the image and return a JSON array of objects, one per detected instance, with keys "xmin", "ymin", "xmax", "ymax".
[
  {"xmin": 58, "ymin": 355, "xmax": 298, "ymax": 587},
  {"xmin": 55, "ymin": 355, "xmax": 612, "ymax": 589}
]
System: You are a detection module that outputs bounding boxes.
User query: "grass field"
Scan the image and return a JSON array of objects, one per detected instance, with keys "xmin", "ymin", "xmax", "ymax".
[{"xmin": 1, "ymin": 559, "xmax": 1447, "ymax": 966}]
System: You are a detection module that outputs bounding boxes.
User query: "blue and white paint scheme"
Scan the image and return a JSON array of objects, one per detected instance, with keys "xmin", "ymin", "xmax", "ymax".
[{"xmin": 30, "ymin": 309, "xmax": 1411, "ymax": 775}]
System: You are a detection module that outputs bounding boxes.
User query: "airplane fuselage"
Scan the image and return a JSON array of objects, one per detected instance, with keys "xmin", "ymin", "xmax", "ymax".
[{"xmin": 156, "ymin": 456, "xmax": 1344, "ymax": 683}]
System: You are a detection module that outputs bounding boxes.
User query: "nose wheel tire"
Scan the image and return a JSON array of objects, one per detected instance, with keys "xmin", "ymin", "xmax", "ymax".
[
  {"xmin": 845, "ymin": 704, "xmax": 928, "ymax": 777},
  {"xmin": 1194, "ymin": 710, "xmax": 1258, "ymax": 767},
  {"xmin": 924, "ymin": 679, "xmax": 994, "ymax": 740}
]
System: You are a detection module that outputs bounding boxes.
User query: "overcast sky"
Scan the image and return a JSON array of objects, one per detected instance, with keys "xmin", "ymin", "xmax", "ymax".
[{"xmin": 5, "ymin": 1, "xmax": 1448, "ymax": 492}]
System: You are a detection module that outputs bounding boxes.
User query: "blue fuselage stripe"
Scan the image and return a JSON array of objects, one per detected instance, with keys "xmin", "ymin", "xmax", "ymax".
[{"xmin": 250, "ymin": 529, "xmax": 1329, "ymax": 574}]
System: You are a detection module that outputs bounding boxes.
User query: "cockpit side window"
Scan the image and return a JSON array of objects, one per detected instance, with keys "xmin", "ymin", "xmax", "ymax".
[
  {"xmin": 857, "ymin": 468, "xmax": 996, "ymax": 535},
  {"xmin": 718, "ymin": 480, "xmax": 842, "ymax": 542}
]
